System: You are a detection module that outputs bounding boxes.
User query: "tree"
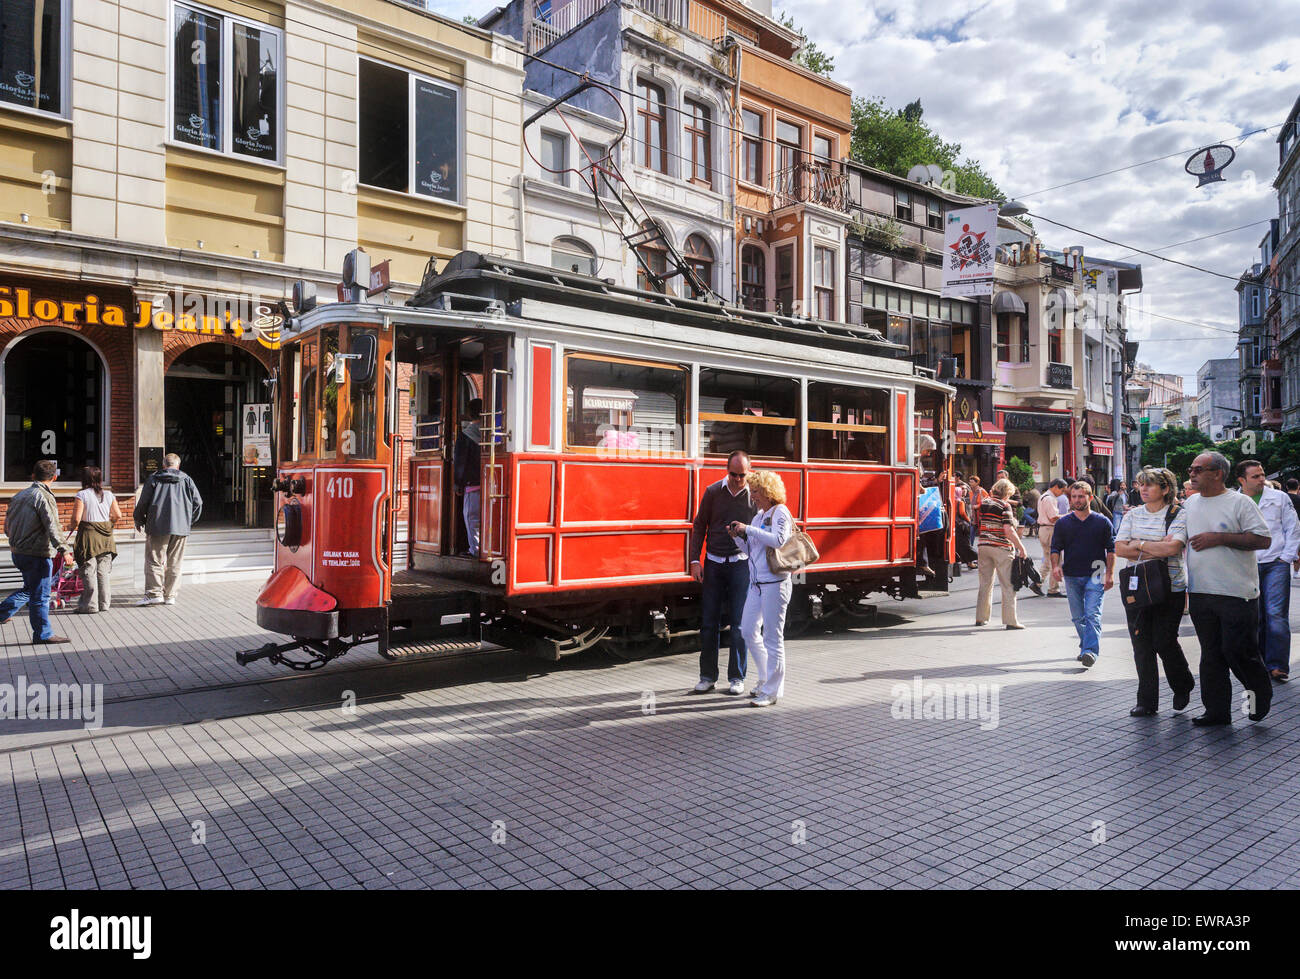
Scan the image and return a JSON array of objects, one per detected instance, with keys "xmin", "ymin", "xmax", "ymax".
[
  {"xmin": 1140, "ymin": 426, "xmax": 1207, "ymax": 469},
  {"xmin": 1005, "ymin": 456, "xmax": 1035, "ymax": 497},
  {"xmin": 849, "ymin": 96, "xmax": 1009, "ymax": 203},
  {"xmin": 777, "ymin": 11, "xmax": 835, "ymax": 77}
]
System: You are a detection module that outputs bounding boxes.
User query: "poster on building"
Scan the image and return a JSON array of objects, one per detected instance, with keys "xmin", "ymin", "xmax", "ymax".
[
  {"xmin": 242, "ymin": 403, "xmax": 272, "ymax": 467},
  {"xmin": 941, "ymin": 203, "xmax": 998, "ymax": 298}
]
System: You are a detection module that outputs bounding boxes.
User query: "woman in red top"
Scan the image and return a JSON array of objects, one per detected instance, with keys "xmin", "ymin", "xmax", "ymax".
[{"xmin": 975, "ymin": 478, "xmax": 1029, "ymax": 629}]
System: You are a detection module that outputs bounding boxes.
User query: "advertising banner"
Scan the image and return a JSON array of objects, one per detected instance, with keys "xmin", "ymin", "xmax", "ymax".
[{"xmin": 941, "ymin": 203, "xmax": 998, "ymax": 298}]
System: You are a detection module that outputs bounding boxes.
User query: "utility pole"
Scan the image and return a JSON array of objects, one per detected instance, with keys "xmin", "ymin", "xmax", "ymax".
[{"xmin": 1112, "ymin": 361, "xmax": 1125, "ymax": 480}]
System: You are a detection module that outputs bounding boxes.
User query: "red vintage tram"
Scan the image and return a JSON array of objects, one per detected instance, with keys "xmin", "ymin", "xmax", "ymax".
[{"xmin": 239, "ymin": 251, "xmax": 956, "ymax": 670}]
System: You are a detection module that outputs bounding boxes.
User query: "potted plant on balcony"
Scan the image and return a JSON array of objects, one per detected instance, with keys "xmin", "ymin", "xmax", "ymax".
[{"xmin": 852, "ymin": 215, "xmax": 904, "ymax": 253}]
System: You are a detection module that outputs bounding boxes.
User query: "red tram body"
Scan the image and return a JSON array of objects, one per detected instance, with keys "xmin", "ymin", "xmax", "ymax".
[{"xmin": 241, "ymin": 252, "xmax": 956, "ymax": 670}]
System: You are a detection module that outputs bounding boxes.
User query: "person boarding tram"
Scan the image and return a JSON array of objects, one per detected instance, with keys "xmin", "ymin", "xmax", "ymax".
[{"xmin": 454, "ymin": 398, "xmax": 483, "ymax": 558}]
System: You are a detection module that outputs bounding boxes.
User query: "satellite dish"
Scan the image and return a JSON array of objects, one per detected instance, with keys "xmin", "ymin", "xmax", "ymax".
[
  {"xmin": 926, "ymin": 164, "xmax": 944, "ymax": 185},
  {"xmin": 1185, "ymin": 144, "xmax": 1235, "ymax": 186},
  {"xmin": 906, "ymin": 164, "xmax": 931, "ymax": 185}
]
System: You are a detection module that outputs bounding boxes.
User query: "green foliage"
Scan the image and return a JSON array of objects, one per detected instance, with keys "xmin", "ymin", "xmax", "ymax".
[
  {"xmin": 1005, "ymin": 456, "xmax": 1035, "ymax": 495},
  {"xmin": 1166, "ymin": 444, "xmax": 1208, "ymax": 483},
  {"xmin": 777, "ymin": 11, "xmax": 835, "ymax": 77},
  {"xmin": 848, "ymin": 96, "xmax": 1009, "ymax": 204},
  {"xmin": 1140, "ymin": 426, "xmax": 1207, "ymax": 469}
]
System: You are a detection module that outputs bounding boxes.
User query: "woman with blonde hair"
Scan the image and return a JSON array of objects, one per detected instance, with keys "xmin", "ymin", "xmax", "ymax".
[
  {"xmin": 727, "ymin": 470, "xmax": 794, "ymax": 707},
  {"xmin": 975, "ymin": 478, "xmax": 1029, "ymax": 629},
  {"xmin": 1114, "ymin": 467, "xmax": 1195, "ymax": 716}
]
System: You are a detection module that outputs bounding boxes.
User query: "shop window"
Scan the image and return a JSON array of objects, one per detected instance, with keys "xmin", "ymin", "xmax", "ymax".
[
  {"xmin": 552, "ymin": 237, "xmax": 597, "ymax": 276},
  {"xmin": 1, "ymin": 0, "xmax": 66, "ymax": 116},
  {"xmin": 685, "ymin": 98, "xmax": 711, "ymax": 184},
  {"xmin": 889, "ymin": 315, "xmax": 910, "ymax": 350},
  {"xmin": 699, "ymin": 368, "xmax": 798, "ymax": 461},
  {"xmin": 172, "ymin": 2, "xmax": 280, "ymax": 162},
  {"xmin": 912, "ymin": 319, "xmax": 929, "ymax": 363},
  {"xmin": 741, "ymin": 244, "xmax": 766, "ymax": 311},
  {"xmin": 808, "ymin": 382, "xmax": 889, "ymax": 463},
  {"xmin": 3, "ymin": 331, "xmax": 104, "ymax": 483},
  {"xmin": 741, "ymin": 108, "xmax": 763, "ymax": 185},
  {"xmin": 683, "ymin": 233, "xmax": 713, "ymax": 297},
  {"xmin": 358, "ymin": 57, "xmax": 460, "ymax": 201},
  {"xmin": 636, "ymin": 78, "xmax": 667, "ymax": 173},
  {"xmin": 540, "ymin": 130, "xmax": 567, "ymax": 184},
  {"xmin": 564, "ymin": 353, "xmax": 687, "ymax": 456}
]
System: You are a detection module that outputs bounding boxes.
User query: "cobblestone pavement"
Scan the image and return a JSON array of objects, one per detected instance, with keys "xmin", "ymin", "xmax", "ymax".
[{"xmin": 2, "ymin": 571, "xmax": 1300, "ymax": 889}]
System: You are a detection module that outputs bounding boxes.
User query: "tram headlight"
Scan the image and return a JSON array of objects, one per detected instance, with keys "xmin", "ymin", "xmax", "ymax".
[{"xmin": 276, "ymin": 502, "xmax": 303, "ymax": 550}]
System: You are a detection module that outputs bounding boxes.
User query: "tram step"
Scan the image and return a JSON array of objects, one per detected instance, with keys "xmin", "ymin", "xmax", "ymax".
[{"xmin": 381, "ymin": 637, "xmax": 483, "ymax": 660}]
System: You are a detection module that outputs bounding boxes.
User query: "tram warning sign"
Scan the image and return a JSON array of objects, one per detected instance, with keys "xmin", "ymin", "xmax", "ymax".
[{"xmin": 242, "ymin": 402, "xmax": 272, "ymax": 466}]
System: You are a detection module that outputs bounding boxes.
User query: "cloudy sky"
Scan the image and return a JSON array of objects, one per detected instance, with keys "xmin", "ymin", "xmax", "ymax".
[{"xmin": 438, "ymin": 0, "xmax": 1300, "ymax": 390}]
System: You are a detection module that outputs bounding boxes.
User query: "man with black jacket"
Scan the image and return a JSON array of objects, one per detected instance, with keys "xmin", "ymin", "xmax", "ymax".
[{"xmin": 688, "ymin": 450, "xmax": 756, "ymax": 695}]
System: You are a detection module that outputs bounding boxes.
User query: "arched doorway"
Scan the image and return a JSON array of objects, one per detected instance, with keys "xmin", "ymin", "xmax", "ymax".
[
  {"xmin": 2, "ymin": 329, "xmax": 107, "ymax": 484},
  {"xmin": 165, "ymin": 343, "xmax": 268, "ymax": 525}
]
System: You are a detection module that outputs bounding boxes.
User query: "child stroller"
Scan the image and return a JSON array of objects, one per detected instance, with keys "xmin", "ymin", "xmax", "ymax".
[{"xmin": 49, "ymin": 552, "xmax": 84, "ymax": 610}]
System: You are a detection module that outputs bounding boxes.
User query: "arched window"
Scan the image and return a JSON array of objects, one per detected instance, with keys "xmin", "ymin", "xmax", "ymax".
[
  {"xmin": 636, "ymin": 220, "xmax": 671, "ymax": 295},
  {"xmin": 3, "ymin": 330, "xmax": 106, "ymax": 483},
  {"xmin": 741, "ymin": 243, "xmax": 766, "ymax": 311},
  {"xmin": 551, "ymin": 237, "xmax": 597, "ymax": 276},
  {"xmin": 683, "ymin": 233, "xmax": 713, "ymax": 298}
]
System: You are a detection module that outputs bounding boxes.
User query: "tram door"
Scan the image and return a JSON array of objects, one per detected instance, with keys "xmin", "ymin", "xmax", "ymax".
[
  {"xmin": 479, "ymin": 337, "xmax": 510, "ymax": 560},
  {"xmin": 410, "ymin": 353, "xmax": 453, "ymax": 559}
]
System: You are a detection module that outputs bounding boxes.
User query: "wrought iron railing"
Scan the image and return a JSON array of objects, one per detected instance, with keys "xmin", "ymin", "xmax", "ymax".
[
  {"xmin": 526, "ymin": 0, "xmax": 728, "ymax": 53},
  {"xmin": 770, "ymin": 162, "xmax": 849, "ymax": 212}
]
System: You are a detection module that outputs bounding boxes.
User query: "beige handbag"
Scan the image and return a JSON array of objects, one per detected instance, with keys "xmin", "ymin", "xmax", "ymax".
[{"xmin": 767, "ymin": 527, "xmax": 820, "ymax": 575}]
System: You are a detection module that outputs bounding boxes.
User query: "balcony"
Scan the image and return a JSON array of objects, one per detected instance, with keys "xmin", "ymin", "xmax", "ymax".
[
  {"xmin": 526, "ymin": 0, "xmax": 729, "ymax": 54},
  {"xmin": 770, "ymin": 162, "xmax": 849, "ymax": 214}
]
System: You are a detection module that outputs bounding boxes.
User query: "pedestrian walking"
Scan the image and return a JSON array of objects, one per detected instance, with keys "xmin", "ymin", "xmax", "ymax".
[
  {"xmin": 974, "ymin": 478, "xmax": 1029, "ymax": 630},
  {"xmin": 1082, "ymin": 475, "xmax": 1113, "ymax": 522},
  {"xmin": 0, "ymin": 459, "xmax": 71, "ymax": 643},
  {"xmin": 133, "ymin": 453, "xmax": 203, "ymax": 606},
  {"xmin": 1037, "ymin": 479, "xmax": 1068, "ymax": 596},
  {"xmin": 1114, "ymin": 468, "xmax": 1195, "ymax": 716},
  {"xmin": 68, "ymin": 466, "xmax": 121, "ymax": 614},
  {"xmin": 1234, "ymin": 459, "xmax": 1300, "ymax": 683},
  {"xmin": 967, "ymin": 476, "xmax": 988, "ymax": 551},
  {"xmin": 727, "ymin": 469, "xmax": 793, "ymax": 708},
  {"xmin": 1286, "ymin": 478, "xmax": 1300, "ymax": 521},
  {"xmin": 1050, "ymin": 481, "xmax": 1115, "ymax": 668},
  {"xmin": 1183, "ymin": 452, "xmax": 1273, "ymax": 726},
  {"xmin": 688, "ymin": 450, "xmax": 757, "ymax": 695},
  {"xmin": 454, "ymin": 398, "xmax": 483, "ymax": 557},
  {"xmin": 1105, "ymin": 479, "xmax": 1129, "ymax": 533}
]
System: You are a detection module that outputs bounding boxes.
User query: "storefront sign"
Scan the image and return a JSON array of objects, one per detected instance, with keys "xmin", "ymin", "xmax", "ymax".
[
  {"xmin": 1049, "ymin": 262, "xmax": 1074, "ymax": 285},
  {"xmin": 1046, "ymin": 362, "xmax": 1073, "ymax": 389},
  {"xmin": 0, "ymin": 281, "xmax": 282, "ymax": 349},
  {"xmin": 1002, "ymin": 410, "xmax": 1072, "ymax": 434},
  {"xmin": 139, "ymin": 447, "xmax": 166, "ymax": 482},
  {"xmin": 242, "ymin": 403, "xmax": 272, "ymax": 466},
  {"xmin": 1085, "ymin": 410, "xmax": 1114, "ymax": 437}
]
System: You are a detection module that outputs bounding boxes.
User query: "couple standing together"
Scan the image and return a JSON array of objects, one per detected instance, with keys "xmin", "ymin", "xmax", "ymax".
[{"xmin": 688, "ymin": 451, "xmax": 792, "ymax": 708}]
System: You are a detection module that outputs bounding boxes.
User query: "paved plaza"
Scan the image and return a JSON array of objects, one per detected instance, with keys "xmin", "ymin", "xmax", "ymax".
[{"xmin": 2, "ymin": 572, "xmax": 1300, "ymax": 889}]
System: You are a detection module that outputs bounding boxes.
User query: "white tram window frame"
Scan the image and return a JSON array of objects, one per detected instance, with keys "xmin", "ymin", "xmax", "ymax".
[
  {"xmin": 805, "ymin": 380, "xmax": 892, "ymax": 464},
  {"xmin": 562, "ymin": 352, "xmax": 689, "ymax": 457},
  {"xmin": 697, "ymin": 366, "xmax": 800, "ymax": 462}
]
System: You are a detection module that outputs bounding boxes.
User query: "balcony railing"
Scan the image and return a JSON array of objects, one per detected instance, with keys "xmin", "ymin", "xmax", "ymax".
[
  {"xmin": 771, "ymin": 162, "xmax": 849, "ymax": 213},
  {"xmin": 526, "ymin": 0, "xmax": 728, "ymax": 53}
]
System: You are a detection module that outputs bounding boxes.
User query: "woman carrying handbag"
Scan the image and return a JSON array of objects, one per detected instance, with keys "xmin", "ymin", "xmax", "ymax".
[
  {"xmin": 1114, "ymin": 467, "xmax": 1195, "ymax": 717},
  {"xmin": 728, "ymin": 470, "xmax": 797, "ymax": 708}
]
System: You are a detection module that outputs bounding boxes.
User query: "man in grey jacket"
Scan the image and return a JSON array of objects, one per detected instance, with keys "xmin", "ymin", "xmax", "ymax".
[
  {"xmin": 133, "ymin": 453, "xmax": 203, "ymax": 606},
  {"xmin": 0, "ymin": 459, "xmax": 71, "ymax": 643}
]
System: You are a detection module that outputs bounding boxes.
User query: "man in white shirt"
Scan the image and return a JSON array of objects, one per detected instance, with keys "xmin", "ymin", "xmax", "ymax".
[
  {"xmin": 1235, "ymin": 460, "xmax": 1300, "ymax": 682},
  {"xmin": 1183, "ymin": 452, "xmax": 1272, "ymax": 725},
  {"xmin": 1037, "ymin": 479, "xmax": 1067, "ymax": 596}
]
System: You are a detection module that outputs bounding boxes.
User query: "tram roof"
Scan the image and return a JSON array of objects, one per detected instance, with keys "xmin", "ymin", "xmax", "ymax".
[{"xmin": 408, "ymin": 251, "xmax": 909, "ymax": 361}]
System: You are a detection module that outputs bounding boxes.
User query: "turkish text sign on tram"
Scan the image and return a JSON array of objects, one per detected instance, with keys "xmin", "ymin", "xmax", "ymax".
[
  {"xmin": 242, "ymin": 403, "xmax": 272, "ymax": 466},
  {"xmin": 941, "ymin": 203, "xmax": 998, "ymax": 298}
]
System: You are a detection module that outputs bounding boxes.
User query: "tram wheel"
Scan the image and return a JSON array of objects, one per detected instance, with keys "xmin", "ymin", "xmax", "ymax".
[
  {"xmin": 598, "ymin": 635, "xmax": 669, "ymax": 662},
  {"xmin": 832, "ymin": 588, "xmax": 878, "ymax": 622}
]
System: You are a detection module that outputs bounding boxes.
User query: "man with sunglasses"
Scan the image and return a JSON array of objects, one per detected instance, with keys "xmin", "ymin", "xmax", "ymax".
[
  {"xmin": 1183, "ymin": 452, "xmax": 1273, "ymax": 726},
  {"xmin": 689, "ymin": 450, "xmax": 757, "ymax": 695}
]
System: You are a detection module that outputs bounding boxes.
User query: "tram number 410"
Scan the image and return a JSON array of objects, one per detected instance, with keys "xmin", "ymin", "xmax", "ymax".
[{"xmin": 325, "ymin": 476, "xmax": 355, "ymax": 499}]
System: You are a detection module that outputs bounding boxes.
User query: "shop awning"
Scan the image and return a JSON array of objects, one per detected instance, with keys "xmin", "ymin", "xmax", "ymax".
[
  {"xmin": 956, "ymin": 420, "xmax": 1006, "ymax": 445},
  {"xmin": 1086, "ymin": 438, "xmax": 1114, "ymax": 456},
  {"xmin": 992, "ymin": 291, "xmax": 1027, "ymax": 314}
]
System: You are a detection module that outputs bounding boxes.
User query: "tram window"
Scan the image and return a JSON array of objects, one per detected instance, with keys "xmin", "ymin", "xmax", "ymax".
[
  {"xmin": 807, "ymin": 382, "xmax": 890, "ymax": 463},
  {"xmin": 320, "ymin": 327, "xmax": 340, "ymax": 455},
  {"xmin": 347, "ymin": 329, "xmax": 378, "ymax": 460},
  {"xmin": 698, "ymin": 368, "xmax": 798, "ymax": 461},
  {"xmin": 300, "ymin": 338, "xmax": 317, "ymax": 456},
  {"xmin": 564, "ymin": 353, "xmax": 687, "ymax": 456}
]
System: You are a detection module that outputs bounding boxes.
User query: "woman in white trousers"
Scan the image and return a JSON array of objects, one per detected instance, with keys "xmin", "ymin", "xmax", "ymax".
[{"xmin": 728, "ymin": 470, "xmax": 794, "ymax": 707}]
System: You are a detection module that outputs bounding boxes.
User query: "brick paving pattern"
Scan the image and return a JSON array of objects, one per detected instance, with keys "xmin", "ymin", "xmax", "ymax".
[{"xmin": 2, "ymin": 572, "xmax": 1299, "ymax": 889}]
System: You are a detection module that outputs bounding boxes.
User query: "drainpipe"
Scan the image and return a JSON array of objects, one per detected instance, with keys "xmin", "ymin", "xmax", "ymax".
[{"xmin": 516, "ymin": 172, "xmax": 527, "ymax": 262}]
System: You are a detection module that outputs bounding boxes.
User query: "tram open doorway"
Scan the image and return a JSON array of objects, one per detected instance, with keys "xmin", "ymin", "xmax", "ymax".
[
  {"xmin": 164, "ymin": 343, "xmax": 272, "ymax": 527},
  {"xmin": 400, "ymin": 327, "xmax": 508, "ymax": 576}
]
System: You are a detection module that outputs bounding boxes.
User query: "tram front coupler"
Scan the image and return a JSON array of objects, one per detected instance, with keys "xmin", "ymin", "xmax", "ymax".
[{"xmin": 235, "ymin": 636, "xmax": 356, "ymax": 671}]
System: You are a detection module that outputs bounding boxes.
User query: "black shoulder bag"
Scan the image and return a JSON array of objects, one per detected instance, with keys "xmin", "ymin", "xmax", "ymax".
[{"xmin": 1118, "ymin": 505, "xmax": 1180, "ymax": 609}]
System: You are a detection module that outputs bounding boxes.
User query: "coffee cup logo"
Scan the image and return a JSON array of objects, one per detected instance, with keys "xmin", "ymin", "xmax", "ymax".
[
  {"xmin": 189, "ymin": 113, "xmax": 206, "ymax": 132},
  {"xmin": 15, "ymin": 71, "xmax": 35, "ymax": 89}
]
